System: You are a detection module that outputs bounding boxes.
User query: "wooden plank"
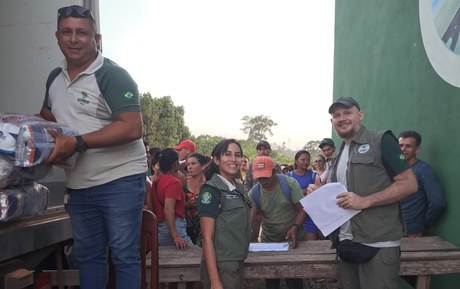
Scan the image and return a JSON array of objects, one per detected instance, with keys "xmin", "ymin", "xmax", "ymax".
[
  {"xmin": 400, "ymin": 260, "xmax": 460, "ymax": 275},
  {"xmin": 45, "ymin": 237, "xmax": 460, "ymax": 285},
  {"xmin": 245, "ymin": 263, "xmax": 339, "ymax": 279},
  {"xmin": 402, "ymin": 250, "xmax": 460, "ymax": 261},
  {"xmin": 415, "ymin": 275, "xmax": 430, "ymax": 289},
  {"xmin": 159, "ymin": 267, "xmax": 200, "ymax": 283},
  {"xmin": 401, "ymin": 236, "xmax": 458, "ymax": 252}
]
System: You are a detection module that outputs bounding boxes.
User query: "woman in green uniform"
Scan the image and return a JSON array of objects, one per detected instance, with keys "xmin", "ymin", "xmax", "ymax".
[{"xmin": 197, "ymin": 139, "xmax": 252, "ymax": 289}]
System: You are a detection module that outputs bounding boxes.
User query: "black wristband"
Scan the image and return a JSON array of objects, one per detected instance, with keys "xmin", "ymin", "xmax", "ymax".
[{"xmin": 75, "ymin": 135, "xmax": 88, "ymax": 153}]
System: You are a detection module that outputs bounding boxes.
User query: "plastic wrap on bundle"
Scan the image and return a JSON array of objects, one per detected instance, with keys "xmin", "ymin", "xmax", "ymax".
[
  {"xmin": 0, "ymin": 154, "xmax": 53, "ymax": 188},
  {"xmin": 0, "ymin": 154, "xmax": 14, "ymax": 189},
  {"xmin": 0, "ymin": 183, "xmax": 49, "ymax": 222},
  {"xmin": 0, "ymin": 113, "xmax": 77, "ymax": 168},
  {"xmin": 21, "ymin": 183, "xmax": 49, "ymax": 216},
  {"xmin": 15, "ymin": 120, "xmax": 77, "ymax": 167},
  {"xmin": 0, "ymin": 188, "xmax": 25, "ymax": 221}
]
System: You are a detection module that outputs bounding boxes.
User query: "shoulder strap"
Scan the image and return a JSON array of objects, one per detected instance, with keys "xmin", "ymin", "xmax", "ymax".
[
  {"xmin": 277, "ymin": 174, "xmax": 292, "ymax": 201},
  {"xmin": 251, "ymin": 183, "xmax": 262, "ymax": 210},
  {"xmin": 252, "ymin": 174, "xmax": 292, "ymax": 211},
  {"xmin": 44, "ymin": 68, "xmax": 62, "ymax": 107},
  {"xmin": 311, "ymin": 171, "xmax": 317, "ymax": 184}
]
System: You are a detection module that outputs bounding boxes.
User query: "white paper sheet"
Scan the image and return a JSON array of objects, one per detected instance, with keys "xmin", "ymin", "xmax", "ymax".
[
  {"xmin": 249, "ymin": 242, "xmax": 290, "ymax": 252},
  {"xmin": 300, "ymin": 182, "xmax": 361, "ymax": 236}
]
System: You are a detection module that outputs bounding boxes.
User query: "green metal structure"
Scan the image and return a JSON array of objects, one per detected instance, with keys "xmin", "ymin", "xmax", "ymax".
[{"xmin": 333, "ymin": 1, "xmax": 460, "ymax": 287}]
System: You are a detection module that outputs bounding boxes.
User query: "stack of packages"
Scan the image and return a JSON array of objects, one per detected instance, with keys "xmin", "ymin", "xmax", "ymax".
[{"xmin": 0, "ymin": 113, "xmax": 76, "ymax": 222}]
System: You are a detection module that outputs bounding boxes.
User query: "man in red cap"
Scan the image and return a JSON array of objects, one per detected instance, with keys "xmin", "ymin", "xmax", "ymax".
[{"xmin": 172, "ymin": 140, "xmax": 197, "ymax": 175}]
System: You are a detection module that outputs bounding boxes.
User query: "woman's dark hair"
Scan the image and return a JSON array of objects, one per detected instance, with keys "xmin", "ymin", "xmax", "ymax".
[
  {"xmin": 293, "ymin": 150, "xmax": 310, "ymax": 169},
  {"xmin": 188, "ymin": 153, "xmax": 211, "ymax": 166},
  {"xmin": 149, "ymin": 147, "xmax": 161, "ymax": 168},
  {"xmin": 155, "ymin": 148, "xmax": 178, "ymax": 173},
  {"xmin": 294, "ymin": 150, "xmax": 310, "ymax": 161},
  {"xmin": 204, "ymin": 139, "xmax": 243, "ymax": 181}
]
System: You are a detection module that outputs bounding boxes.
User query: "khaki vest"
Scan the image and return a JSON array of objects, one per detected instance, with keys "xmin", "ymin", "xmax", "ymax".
[
  {"xmin": 331, "ymin": 126, "xmax": 403, "ymax": 244},
  {"xmin": 206, "ymin": 174, "xmax": 251, "ymax": 261}
]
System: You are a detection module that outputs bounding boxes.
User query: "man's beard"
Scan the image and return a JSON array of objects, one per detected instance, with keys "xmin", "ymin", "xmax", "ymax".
[{"xmin": 337, "ymin": 128, "xmax": 356, "ymax": 140}]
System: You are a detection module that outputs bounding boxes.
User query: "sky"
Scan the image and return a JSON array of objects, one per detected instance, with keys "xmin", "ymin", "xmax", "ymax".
[{"xmin": 99, "ymin": 1, "xmax": 335, "ymax": 150}]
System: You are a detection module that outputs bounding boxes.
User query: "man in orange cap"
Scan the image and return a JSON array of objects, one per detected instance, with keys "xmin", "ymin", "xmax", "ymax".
[{"xmin": 248, "ymin": 156, "xmax": 307, "ymax": 289}]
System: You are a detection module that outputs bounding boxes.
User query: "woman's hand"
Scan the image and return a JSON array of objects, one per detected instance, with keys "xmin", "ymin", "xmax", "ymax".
[{"xmin": 173, "ymin": 236, "xmax": 189, "ymax": 250}]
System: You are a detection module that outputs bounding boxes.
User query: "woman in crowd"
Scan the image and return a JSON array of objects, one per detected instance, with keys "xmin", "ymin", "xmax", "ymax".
[
  {"xmin": 153, "ymin": 148, "xmax": 193, "ymax": 249},
  {"xmin": 145, "ymin": 148, "xmax": 161, "ymax": 211},
  {"xmin": 197, "ymin": 139, "xmax": 252, "ymax": 289},
  {"xmin": 313, "ymin": 154, "xmax": 327, "ymax": 187},
  {"xmin": 185, "ymin": 152, "xmax": 210, "ymax": 244},
  {"xmin": 287, "ymin": 150, "xmax": 318, "ymax": 240}
]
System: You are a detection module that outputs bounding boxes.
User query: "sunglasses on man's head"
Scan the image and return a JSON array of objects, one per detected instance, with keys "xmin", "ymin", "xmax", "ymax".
[{"xmin": 57, "ymin": 5, "xmax": 94, "ymax": 21}]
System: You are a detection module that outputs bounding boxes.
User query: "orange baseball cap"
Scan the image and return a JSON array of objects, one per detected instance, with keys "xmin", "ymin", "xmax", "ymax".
[{"xmin": 252, "ymin": 156, "xmax": 275, "ymax": 179}]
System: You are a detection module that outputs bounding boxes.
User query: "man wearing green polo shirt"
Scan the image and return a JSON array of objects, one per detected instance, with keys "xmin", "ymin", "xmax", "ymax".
[{"xmin": 39, "ymin": 5, "xmax": 146, "ymax": 289}]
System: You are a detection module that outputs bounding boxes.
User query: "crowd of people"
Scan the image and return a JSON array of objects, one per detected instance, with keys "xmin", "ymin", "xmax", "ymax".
[{"xmin": 41, "ymin": 5, "xmax": 447, "ymax": 289}]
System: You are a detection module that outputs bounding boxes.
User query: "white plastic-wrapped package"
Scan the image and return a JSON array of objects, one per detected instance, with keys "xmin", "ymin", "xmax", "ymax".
[
  {"xmin": 0, "ymin": 183, "xmax": 49, "ymax": 222},
  {"xmin": 0, "ymin": 154, "xmax": 53, "ymax": 188},
  {"xmin": 0, "ymin": 113, "xmax": 77, "ymax": 168},
  {"xmin": 0, "ymin": 154, "xmax": 14, "ymax": 189}
]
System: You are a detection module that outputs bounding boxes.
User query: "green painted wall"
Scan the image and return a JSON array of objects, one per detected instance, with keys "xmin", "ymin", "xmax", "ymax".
[{"xmin": 333, "ymin": 1, "xmax": 460, "ymax": 288}]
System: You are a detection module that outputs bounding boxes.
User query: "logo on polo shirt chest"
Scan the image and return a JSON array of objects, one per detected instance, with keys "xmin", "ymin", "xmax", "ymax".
[{"xmin": 77, "ymin": 91, "xmax": 90, "ymax": 105}]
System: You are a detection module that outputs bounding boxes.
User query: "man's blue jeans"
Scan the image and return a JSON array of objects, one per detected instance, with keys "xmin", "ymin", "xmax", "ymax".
[{"xmin": 65, "ymin": 173, "xmax": 146, "ymax": 289}]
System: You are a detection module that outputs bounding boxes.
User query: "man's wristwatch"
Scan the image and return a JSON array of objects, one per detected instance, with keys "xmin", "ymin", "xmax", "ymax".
[
  {"xmin": 75, "ymin": 135, "xmax": 88, "ymax": 153},
  {"xmin": 292, "ymin": 224, "xmax": 301, "ymax": 230}
]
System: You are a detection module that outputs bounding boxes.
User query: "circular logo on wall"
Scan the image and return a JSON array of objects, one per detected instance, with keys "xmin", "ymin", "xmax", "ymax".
[{"xmin": 419, "ymin": 0, "xmax": 460, "ymax": 87}]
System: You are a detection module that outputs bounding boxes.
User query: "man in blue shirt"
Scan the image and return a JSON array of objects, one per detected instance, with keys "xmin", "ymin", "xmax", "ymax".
[{"xmin": 399, "ymin": 130, "xmax": 446, "ymax": 237}]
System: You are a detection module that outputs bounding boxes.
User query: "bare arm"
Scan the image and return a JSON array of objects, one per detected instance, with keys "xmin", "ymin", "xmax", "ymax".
[
  {"xmin": 337, "ymin": 168, "xmax": 418, "ymax": 210},
  {"xmin": 200, "ymin": 216, "xmax": 224, "ymax": 289},
  {"xmin": 249, "ymin": 205, "xmax": 262, "ymax": 242},
  {"xmin": 44, "ymin": 111, "xmax": 143, "ymax": 164},
  {"xmin": 164, "ymin": 198, "xmax": 188, "ymax": 250},
  {"xmin": 83, "ymin": 111, "xmax": 143, "ymax": 147},
  {"xmin": 285, "ymin": 203, "xmax": 307, "ymax": 248},
  {"xmin": 39, "ymin": 106, "xmax": 56, "ymax": 122}
]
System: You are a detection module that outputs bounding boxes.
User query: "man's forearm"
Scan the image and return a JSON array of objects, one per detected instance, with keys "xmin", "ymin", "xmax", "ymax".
[{"xmin": 366, "ymin": 168, "xmax": 418, "ymax": 208}]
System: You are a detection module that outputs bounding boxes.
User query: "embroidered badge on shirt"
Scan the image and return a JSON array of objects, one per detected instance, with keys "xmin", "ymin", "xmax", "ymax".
[
  {"xmin": 358, "ymin": 144, "xmax": 370, "ymax": 154},
  {"xmin": 399, "ymin": 154, "xmax": 405, "ymax": 160},
  {"xmin": 77, "ymin": 91, "xmax": 90, "ymax": 105},
  {"xmin": 201, "ymin": 192, "xmax": 212, "ymax": 204}
]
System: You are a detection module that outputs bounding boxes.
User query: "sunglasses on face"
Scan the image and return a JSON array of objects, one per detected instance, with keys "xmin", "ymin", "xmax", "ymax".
[{"xmin": 57, "ymin": 5, "xmax": 94, "ymax": 21}]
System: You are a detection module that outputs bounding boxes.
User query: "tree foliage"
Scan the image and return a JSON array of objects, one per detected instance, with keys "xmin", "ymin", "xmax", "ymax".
[
  {"xmin": 303, "ymin": 140, "xmax": 323, "ymax": 158},
  {"xmin": 140, "ymin": 92, "xmax": 323, "ymax": 168},
  {"xmin": 191, "ymin": 135, "xmax": 225, "ymax": 156},
  {"xmin": 140, "ymin": 93, "xmax": 191, "ymax": 148},
  {"xmin": 240, "ymin": 115, "xmax": 277, "ymax": 142}
]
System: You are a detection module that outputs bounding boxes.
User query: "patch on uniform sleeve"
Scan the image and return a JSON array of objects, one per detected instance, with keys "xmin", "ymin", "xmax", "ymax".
[
  {"xmin": 123, "ymin": 91, "xmax": 134, "ymax": 99},
  {"xmin": 201, "ymin": 192, "xmax": 212, "ymax": 204}
]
